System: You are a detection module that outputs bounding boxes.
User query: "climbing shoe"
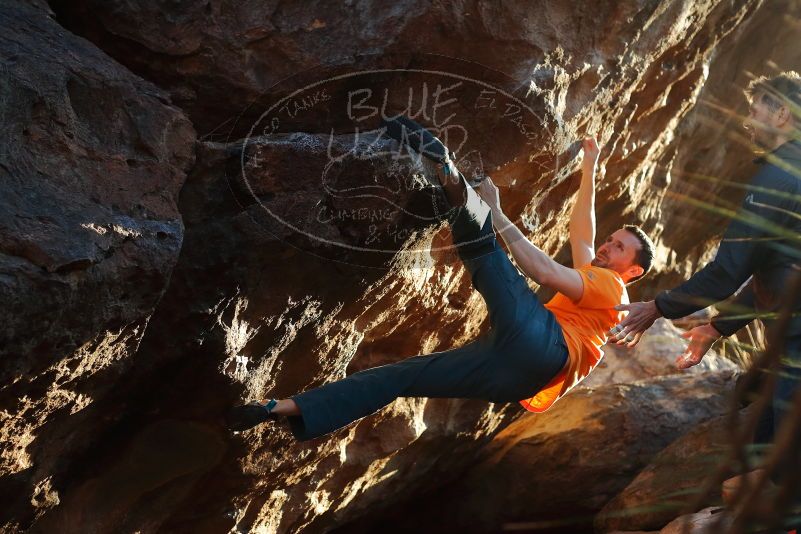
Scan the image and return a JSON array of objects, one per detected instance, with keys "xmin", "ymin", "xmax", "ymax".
[
  {"xmin": 381, "ymin": 115, "xmax": 486, "ymax": 188},
  {"xmin": 381, "ymin": 115, "xmax": 449, "ymax": 164},
  {"xmin": 226, "ymin": 399, "xmax": 279, "ymax": 432}
]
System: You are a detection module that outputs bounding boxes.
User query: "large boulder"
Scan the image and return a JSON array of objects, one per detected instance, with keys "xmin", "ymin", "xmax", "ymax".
[
  {"xmin": 23, "ymin": 133, "xmax": 523, "ymax": 533},
  {"xmin": 347, "ymin": 370, "xmax": 738, "ymax": 533},
  {"xmin": 457, "ymin": 372, "xmax": 739, "ymax": 532},
  {"xmin": 595, "ymin": 414, "xmax": 734, "ymax": 532},
  {"xmin": 0, "ymin": 0, "xmax": 195, "ymax": 530},
  {"xmin": 46, "ymin": 0, "xmax": 758, "ymax": 142}
]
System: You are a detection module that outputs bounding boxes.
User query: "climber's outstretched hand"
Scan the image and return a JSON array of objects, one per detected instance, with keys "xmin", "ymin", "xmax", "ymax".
[
  {"xmin": 476, "ymin": 176, "xmax": 501, "ymax": 212},
  {"xmin": 582, "ymin": 137, "xmax": 600, "ymax": 169}
]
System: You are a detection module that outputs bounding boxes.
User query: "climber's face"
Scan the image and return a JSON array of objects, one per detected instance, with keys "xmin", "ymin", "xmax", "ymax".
[{"xmin": 592, "ymin": 229, "xmax": 644, "ymax": 281}]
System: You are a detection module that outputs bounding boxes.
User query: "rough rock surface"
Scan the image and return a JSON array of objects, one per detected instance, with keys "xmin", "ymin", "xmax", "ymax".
[
  {"xmin": 46, "ymin": 0, "xmax": 765, "ymax": 278},
  {"xmin": 595, "ymin": 414, "xmax": 735, "ymax": 532},
  {"xmin": 0, "ymin": 1, "xmax": 195, "ymax": 530},
  {"xmin": 4, "ymin": 0, "xmax": 800, "ymax": 533},
  {"xmin": 21, "ymin": 132, "xmax": 520, "ymax": 533},
  {"xmin": 639, "ymin": 0, "xmax": 801, "ymax": 299},
  {"xmin": 348, "ymin": 370, "xmax": 738, "ymax": 533},
  {"xmin": 44, "ymin": 0, "xmax": 772, "ymax": 307},
  {"xmin": 44, "ymin": 0, "xmax": 754, "ymax": 141}
]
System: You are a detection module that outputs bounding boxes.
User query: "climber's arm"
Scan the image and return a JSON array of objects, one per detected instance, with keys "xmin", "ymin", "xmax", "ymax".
[
  {"xmin": 476, "ymin": 178, "xmax": 584, "ymax": 301},
  {"xmin": 569, "ymin": 138, "xmax": 600, "ymax": 268}
]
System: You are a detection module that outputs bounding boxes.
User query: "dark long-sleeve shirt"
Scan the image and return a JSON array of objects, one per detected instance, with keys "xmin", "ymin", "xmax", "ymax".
[{"xmin": 654, "ymin": 139, "xmax": 801, "ymax": 336}]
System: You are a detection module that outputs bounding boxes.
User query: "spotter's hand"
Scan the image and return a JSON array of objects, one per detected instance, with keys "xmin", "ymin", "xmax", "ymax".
[
  {"xmin": 607, "ymin": 300, "xmax": 661, "ymax": 347},
  {"xmin": 676, "ymin": 324, "xmax": 721, "ymax": 369}
]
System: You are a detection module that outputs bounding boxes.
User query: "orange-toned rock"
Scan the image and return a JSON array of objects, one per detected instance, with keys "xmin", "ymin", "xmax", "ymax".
[
  {"xmin": 7, "ymin": 0, "xmax": 801, "ymax": 533},
  {"xmin": 349, "ymin": 371, "xmax": 737, "ymax": 533},
  {"xmin": 595, "ymin": 415, "xmax": 732, "ymax": 532}
]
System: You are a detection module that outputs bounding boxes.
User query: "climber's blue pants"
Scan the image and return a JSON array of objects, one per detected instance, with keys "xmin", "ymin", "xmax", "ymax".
[{"xmin": 287, "ymin": 181, "xmax": 568, "ymax": 441}]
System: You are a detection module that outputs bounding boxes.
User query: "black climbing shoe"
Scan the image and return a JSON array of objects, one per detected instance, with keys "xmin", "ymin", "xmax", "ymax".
[
  {"xmin": 226, "ymin": 399, "xmax": 279, "ymax": 432},
  {"xmin": 381, "ymin": 115, "xmax": 486, "ymax": 188},
  {"xmin": 381, "ymin": 115, "xmax": 449, "ymax": 164}
]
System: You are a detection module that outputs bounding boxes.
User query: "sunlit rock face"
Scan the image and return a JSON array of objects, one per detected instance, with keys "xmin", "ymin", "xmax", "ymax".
[
  {"xmin": 45, "ymin": 0, "xmax": 767, "ymax": 286},
  {"xmin": 4, "ymin": 0, "xmax": 799, "ymax": 532},
  {"xmin": 339, "ymin": 320, "xmax": 741, "ymax": 533},
  {"xmin": 44, "ymin": 134, "xmax": 518, "ymax": 533},
  {"xmin": 45, "ymin": 2, "xmax": 767, "ymax": 292},
  {"xmin": 0, "ymin": 1, "xmax": 195, "ymax": 530},
  {"xmin": 369, "ymin": 370, "xmax": 738, "ymax": 533}
]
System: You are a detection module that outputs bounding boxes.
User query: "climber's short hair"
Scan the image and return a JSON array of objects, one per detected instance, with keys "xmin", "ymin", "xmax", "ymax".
[{"xmin": 623, "ymin": 224, "xmax": 654, "ymax": 284}]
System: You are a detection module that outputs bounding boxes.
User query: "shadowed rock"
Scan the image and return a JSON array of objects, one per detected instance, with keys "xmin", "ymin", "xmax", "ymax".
[
  {"xmin": 0, "ymin": 0, "xmax": 195, "ymax": 529},
  {"xmin": 595, "ymin": 414, "xmax": 734, "ymax": 532}
]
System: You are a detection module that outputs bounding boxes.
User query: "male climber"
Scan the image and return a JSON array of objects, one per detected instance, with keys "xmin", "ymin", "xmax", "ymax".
[{"xmin": 227, "ymin": 134, "xmax": 655, "ymax": 441}]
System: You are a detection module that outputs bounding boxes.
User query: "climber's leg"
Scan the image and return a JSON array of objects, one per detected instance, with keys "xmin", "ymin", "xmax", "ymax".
[
  {"xmin": 286, "ymin": 341, "xmax": 490, "ymax": 441},
  {"xmin": 286, "ymin": 323, "xmax": 567, "ymax": 442},
  {"xmin": 443, "ymin": 171, "xmax": 557, "ymax": 341}
]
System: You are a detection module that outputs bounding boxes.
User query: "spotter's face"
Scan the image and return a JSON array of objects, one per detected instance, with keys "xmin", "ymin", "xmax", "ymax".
[{"xmin": 743, "ymin": 94, "xmax": 785, "ymax": 149}]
